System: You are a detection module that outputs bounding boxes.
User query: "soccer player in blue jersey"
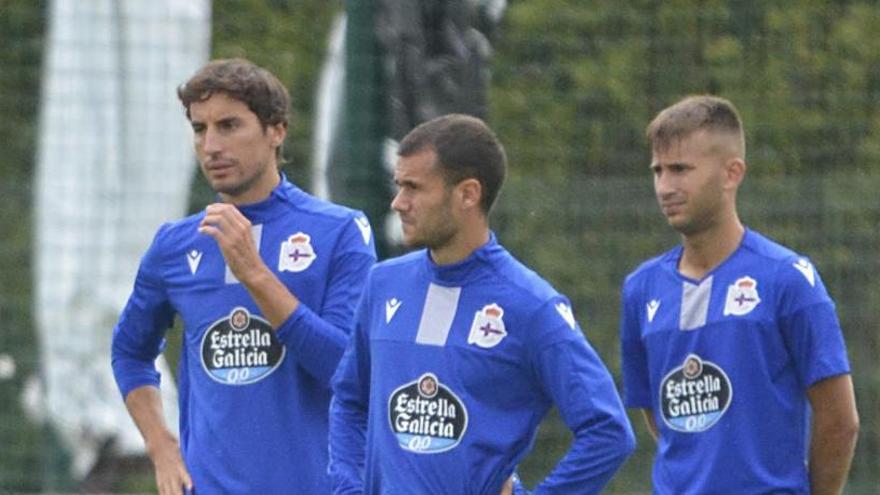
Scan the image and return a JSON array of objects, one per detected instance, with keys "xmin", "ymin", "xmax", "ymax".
[
  {"xmin": 329, "ymin": 114, "xmax": 635, "ymax": 494},
  {"xmin": 111, "ymin": 59, "xmax": 376, "ymax": 494},
  {"xmin": 620, "ymin": 95, "xmax": 859, "ymax": 494}
]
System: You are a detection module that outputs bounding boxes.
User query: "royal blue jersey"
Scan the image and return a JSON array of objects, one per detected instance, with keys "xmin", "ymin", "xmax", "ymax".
[
  {"xmin": 620, "ymin": 229, "xmax": 851, "ymax": 494},
  {"xmin": 111, "ymin": 176, "xmax": 376, "ymax": 494},
  {"xmin": 330, "ymin": 234, "xmax": 634, "ymax": 495}
]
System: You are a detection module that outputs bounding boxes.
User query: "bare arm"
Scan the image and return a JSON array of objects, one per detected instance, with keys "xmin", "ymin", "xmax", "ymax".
[
  {"xmin": 125, "ymin": 386, "xmax": 193, "ymax": 495},
  {"xmin": 807, "ymin": 374, "xmax": 859, "ymax": 495},
  {"xmin": 640, "ymin": 409, "xmax": 659, "ymax": 442}
]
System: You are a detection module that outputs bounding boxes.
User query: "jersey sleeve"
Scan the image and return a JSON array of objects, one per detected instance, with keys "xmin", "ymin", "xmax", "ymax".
[
  {"xmin": 111, "ymin": 224, "xmax": 176, "ymax": 399},
  {"xmin": 528, "ymin": 298, "xmax": 636, "ymax": 495},
  {"xmin": 275, "ymin": 213, "xmax": 377, "ymax": 386},
  {"xmin": 620, "ymin": 277, "xmax": 651, "ymax": 408},
  {"xmin": 776, "ymin": 257, "xmax": 851, "ymax": 388},
  {"xmin": 328, "ymin": 272, "xmax": 374, "ymax": 495}
]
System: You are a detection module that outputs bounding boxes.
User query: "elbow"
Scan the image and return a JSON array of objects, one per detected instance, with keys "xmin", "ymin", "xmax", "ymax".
[
  {"xmin": 818, "ymin": 411, "xmax": 860, "ymax": 452},
  {"xmin": 620, "ymin": 420, "xmax": 637, "ymax": 459},
  {"xmin": 602, "ymin": 414, "xmax": 637, "ymax": 462},
  {"xmin": 839, "ymin": 414, "xmax": 860, "ymax": 448}
]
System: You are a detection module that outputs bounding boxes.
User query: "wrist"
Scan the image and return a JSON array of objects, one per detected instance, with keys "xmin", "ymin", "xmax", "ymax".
[{"xmin": 145, "ymin": 430, "xmax": 179, "ymax": 460}]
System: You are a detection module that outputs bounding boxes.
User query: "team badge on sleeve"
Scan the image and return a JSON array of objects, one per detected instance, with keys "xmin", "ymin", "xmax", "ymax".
[
  {"xmin": 467, "ymin": 303, "xmax": 507, "ymax": 348},
  {"xmin": 278, "ymin": 232, "xmax": 316, "ymax": 272},
  {"xmin": 723, "ymin": 276, "xmax": 761, "ymax": 316},
  {"xmin": 388, "ymin": 373, "xmax": 468, "ymax": 453}
]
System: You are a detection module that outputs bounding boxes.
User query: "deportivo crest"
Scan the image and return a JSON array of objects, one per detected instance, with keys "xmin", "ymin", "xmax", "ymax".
[
  {"xmin": 388, "ymin": 373, "xmax": 468, "ymax": 454},
  {"xmin": 723, "ymin": 276, "xmax": 761, "ymax": 316},
  {"xmin": 660, "ymin": 354, "xmax": 732, "ymax": 433},
  {"xmin": 278, "ymin": 232, "xmax": 316, "ymax": 273},
  {"xmin": 467, "ymin": 303, "xmax": 507, "ymax": 348},
  {"xmin": 200, "ymin": 307, "xmax": 286, "ymax": 385}
]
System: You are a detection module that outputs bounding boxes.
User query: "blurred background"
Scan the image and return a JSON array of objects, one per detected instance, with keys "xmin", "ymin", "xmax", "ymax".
[{"xmin": 1, "ymin": 0, "xmax": 878, "ymax": 493}]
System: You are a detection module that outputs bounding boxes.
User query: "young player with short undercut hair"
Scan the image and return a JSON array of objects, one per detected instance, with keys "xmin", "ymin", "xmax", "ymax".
[{"xmin": 621, "ymin": 95, "xmax": 859, "ymax": 494}]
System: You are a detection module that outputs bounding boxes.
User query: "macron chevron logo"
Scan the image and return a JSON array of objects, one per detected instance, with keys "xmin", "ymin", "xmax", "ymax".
[
  {"xmin": 385, "ymin": 298, "xmax": 402, "ymax": 323},
  {"xmin": 186, "ymin": 250, "xmax": 202, "ymax": 275},
  {"xmin": 354, "ymin": 216, "xmax": 372, "ymax": 245},
  {"xmin": 647, "ymin": 299, "xmax": 660, "ymax": 323},
  {"xmin": 793, "ymin": 258, "xmax": 816, "ymax": 287},
  {"xmin": 555, "ymin": 302, "xmax": 576, "ymax": 330}
]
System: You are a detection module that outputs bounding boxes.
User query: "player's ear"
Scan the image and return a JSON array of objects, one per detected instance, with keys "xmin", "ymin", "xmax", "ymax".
[
  {"xmin": 456, "ymin": 178, "xmax": 482, "ymax": 211},
  {"xmin": 268, "ymin": 122, "xmax": 287, "ymax": 148},
  {"xmin": 725, "ymin": 157, "xmax": 746, "ymax": 189}
]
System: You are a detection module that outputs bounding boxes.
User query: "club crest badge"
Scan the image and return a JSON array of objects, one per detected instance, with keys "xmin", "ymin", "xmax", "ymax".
[
  {"xmin": 467, "ymin": 303, "xmax": 507, "ymax": 348},
  {"xmin": 723, "ymin": 276, "xmax": 761, "ymax": 316},
  {"xmin": 278, "ymin": 232, "xmax": 316, "ymax": 273}
]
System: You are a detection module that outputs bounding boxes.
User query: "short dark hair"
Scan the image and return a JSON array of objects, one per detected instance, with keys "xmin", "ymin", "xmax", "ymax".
[
  {"xmin": 398, "ymin": 114, "xmax": 507, "ymax": 214},
  {"xmin": 646, "ymin": 95, "xmax": 745, "ymax": 155},
  {"xmin": 178, "ymin": 58, "xmax": 290, "ymax": 131}
]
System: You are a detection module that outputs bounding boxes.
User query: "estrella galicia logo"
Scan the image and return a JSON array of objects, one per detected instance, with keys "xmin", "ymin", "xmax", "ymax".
[
  {"xmin": 388, "ymin": 373, "xmax": 468, "ymax": 454},
  {"xmin": 200, "ymin": 307, "xmax": 285, "ymax": 385},
  {"xmin": 660, "ymin": 354, "xmax": 732, "ymax": 433}
]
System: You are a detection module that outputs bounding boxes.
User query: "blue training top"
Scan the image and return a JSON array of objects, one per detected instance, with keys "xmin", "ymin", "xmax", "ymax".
[
  {"xmin": 330, "ymin": 234, "xmax": 635, "ymax": 495},
  {"xmin": 621, "ymin": 228, "xmax": 850, "ymax": 494},
  {"xmin": 112, "ymin": 176, "xmax": 376, "ymax": 494}
]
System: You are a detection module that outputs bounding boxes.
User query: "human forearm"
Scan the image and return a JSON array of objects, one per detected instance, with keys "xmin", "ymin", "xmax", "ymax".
[
  {"xmin": 125, "ymin": 386, "xmax": 192, "ymax": 495},
  {"xmin": 238, "ymin": 264, "xmax": 299, "ymax": 327},
  {"xmin": 125, "ymin": 386, "xmax": 181, "ymax": 459},
  {"xmin": 808, "ymin": 375, "xmax": 859, "ymax": 495},
  {"xmin": 534, "ymin": 342, "xmax": 636, "ymax": 494}
]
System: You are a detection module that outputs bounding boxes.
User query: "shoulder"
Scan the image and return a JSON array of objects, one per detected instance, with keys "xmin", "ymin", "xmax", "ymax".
[
  {"xmin": 485, "ymin": 246, "xmax": 570, "ymax": 319},
  {"xmin": 740, "ymin": 229, "xmax": 801, "ymax": 262},
  {"xmin": 740, "ymin": 229, "xmax": 830, "ymax": 302},
  {"xmin": 276, "ymin": 183, "xmax": 375, "ymax": 253},
  {"xmin": 370, "ymin": 250, "xmax": 424, "ymax": 280},
  {"xmin": 148, "ymin": 212, "xmax": 205, "ymax": 252},
  {"xmin": 740, "ymin": 229, "xmax": 818, "ymax": 283},
  {"xmin": 279, "ymin": 182, "xmax": 367, "ymax": 225},
  {"xmin": 622, "ymin": 247, "xmax": 678, "ymax": 293}
]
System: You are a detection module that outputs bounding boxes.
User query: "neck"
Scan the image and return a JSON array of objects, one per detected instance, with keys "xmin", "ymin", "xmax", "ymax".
[
  {"xmin": 430, "ymin": 222, "xmax": 490, "ymax": 266},
  {"xmin": 221, "ymin": 168, "xmax": 281, "ymax": 206},
  {"xmin": 679, "ymin": 214, "xmax": 744, "ymax": 279}
]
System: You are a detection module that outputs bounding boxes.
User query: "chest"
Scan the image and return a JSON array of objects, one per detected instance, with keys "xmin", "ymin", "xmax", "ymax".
[{"xmin": 368, "ymin": 281, "xmax": 535, "ymax": 406}]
